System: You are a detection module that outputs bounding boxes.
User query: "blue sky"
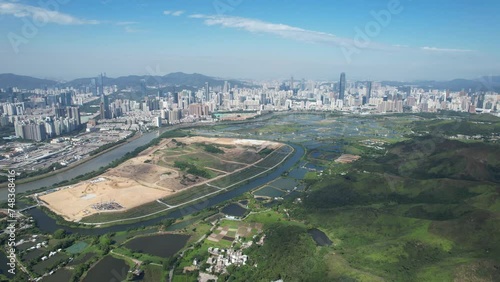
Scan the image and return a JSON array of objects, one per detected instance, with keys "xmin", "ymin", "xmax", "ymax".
[{"xmin": 1, "ymin": 0, "xmax": 499, "ymax": 81}]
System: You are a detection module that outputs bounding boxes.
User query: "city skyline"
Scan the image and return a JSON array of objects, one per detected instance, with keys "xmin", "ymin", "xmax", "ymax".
[{"xmin": 1, "ymin": 0, "xmax": 500, "ymax": 81}]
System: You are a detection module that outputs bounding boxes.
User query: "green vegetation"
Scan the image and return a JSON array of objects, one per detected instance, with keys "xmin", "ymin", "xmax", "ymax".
[
  {"xmin": 224, "ymin": 224, "xmax": 328, "ymax": 281},
  {"xmin": 258, "ymin": 147, "xmax": 274, "ymax": 156},
  {"xmin": 8, "ymin": 112, "xmax": 499, "ymax": 282},
  {"xmin": 174, "ymin": 160, "xmax": 214, "ymax": 179},
  {"xmin": 196, "ymin": 142, "xmax": 225, "ymax": 154},
  {"xmin": 287, "ymin": 137, "xmax": 500, "ymax": 281},
  {"xmin": 411, "ymin": 114, "xmax": 500, "ymax": 137},
  {"xmin": 163, "ymin": 185, "xmax": 220, "ymax": 206},
  {"xmin": 223, "ymin": 114, "xmax": 500, "ymax": 281},
  {"xmin": 1, "ymin": 162, "xmax": 65, "ymax": 183},
  {"xmin": 0, "ymin": 125, "xmax": 16, "ymax": 144},
  {"xmin": 65, "ymin": 241, "xmax": 89, "ymax": 254},
  {"xmin": 141, "ymin": 264, "xmax": 165, "ymax": 282},
  {"xmin": 255, "ymin": 146, "xmax": 291, "ymax": 168},
  {"xmin": 210, "ymin": 166, "xmax": 268, "ymax": 188}
]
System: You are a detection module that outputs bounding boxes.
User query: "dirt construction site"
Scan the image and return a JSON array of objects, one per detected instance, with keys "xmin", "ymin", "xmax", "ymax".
[{"xmin": 39, "ymin": 137, "xmax": 281, "ymax": 222}]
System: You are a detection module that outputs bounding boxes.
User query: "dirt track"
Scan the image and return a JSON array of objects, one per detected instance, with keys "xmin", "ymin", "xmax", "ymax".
[{"xmin": 39, "ymin": 137, "xmax": 281, "ymax": 222}]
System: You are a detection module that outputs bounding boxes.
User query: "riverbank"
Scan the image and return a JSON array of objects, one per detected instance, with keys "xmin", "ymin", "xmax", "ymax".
[
  {"xmin": 0, "ymin": 131, "xmax": 140, "ymax": 189},
  {"xmin": 25, "ymin": 143, "xmax": 304, "ymax": 233},
  {"xmin": 1, "ymin": 112, "xmax": 284, "ymax": 200},
  {"xmin": 70, "ymin": 143, "xmax": 294, "ymax": 226}
]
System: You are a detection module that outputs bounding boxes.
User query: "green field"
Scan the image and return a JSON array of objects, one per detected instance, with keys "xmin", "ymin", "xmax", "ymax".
[
  {"xmin": 65, "ymin": 241, "xmax": 89, "ymax": 254},
  {"xmin": 254, "ymin": 146, "xmax": 292, "ymax": 168},
  {"xmin": 112, "ymin": 228, "xmax": 159, "ymax": 245},
  {"xmin": 223, "ymin": 117, "xmax": 500, "ymax": 282},
  {"xmin": 210, "ymin": 166, "xmax": 268, "ymax": 188},
  {"xmin": 162, "ymin": 185, "xmax": 221, "ymax": 206},
  {"xmin": 140, "ymin": 264, "xmax": 166, "ymax": 282}
]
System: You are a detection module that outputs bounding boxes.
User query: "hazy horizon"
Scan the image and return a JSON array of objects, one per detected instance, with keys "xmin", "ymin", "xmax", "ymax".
[
  {"xmin": 2, "ymin": 0, "xmax": 500, "ymax": 81},
  {"xmin": 2, "ymin": 71, "xmax": 500, "ymax": 85}
]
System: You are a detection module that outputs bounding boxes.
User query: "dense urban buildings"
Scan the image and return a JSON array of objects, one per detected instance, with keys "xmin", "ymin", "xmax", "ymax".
[{"xmin": 1, "ymin": 72, "xmax": 499, "ymax": 144}]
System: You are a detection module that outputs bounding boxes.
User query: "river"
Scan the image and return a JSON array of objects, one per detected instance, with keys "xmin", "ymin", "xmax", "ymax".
[
  {"xmin": 3, "ymin": 114, "xmax": 284, "ymax": 201},
  {"xmin": 8, "ymin": 130, "xmax": 163, "ymax": 199}
]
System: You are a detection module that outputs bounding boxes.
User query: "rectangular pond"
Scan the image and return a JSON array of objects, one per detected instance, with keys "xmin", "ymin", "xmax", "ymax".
[
  {"xmin": 221, "ymin": 203, "xmax": 248, "ymax": 217},
  {"xmin": 124, "ymin": 234, "xmax": 190, "ymax": 258},
  {"xmin": 268, "ymin": 177, "xmax": 299, "ymax": 191},
  {"xmin": 254, "ymin": 186, "xmax": 285, "ymax": 198},
  {"xmin": 82, "ymin": 255, "xmax": 129, "ymax": 282}
]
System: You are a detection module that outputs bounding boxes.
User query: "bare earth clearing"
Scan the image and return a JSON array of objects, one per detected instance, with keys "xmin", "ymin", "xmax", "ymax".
[{"xmin": 39, "ymin": 137, "xmax": 281, "ymax": 222}]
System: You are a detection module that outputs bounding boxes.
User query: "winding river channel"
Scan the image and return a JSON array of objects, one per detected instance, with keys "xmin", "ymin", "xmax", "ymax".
[
  {"xmin": 4, "ymin": 129, "xmax": 168, "ymax": 201},
  {"xmin": 3, "ymin": 114, "xmax": 285, "ymax": 200},
  {"xmin": 2, "ymin": 116, "xmax": 304, "ymax": 234},
  {"xmin": 26, "ymin": 143, "xmax": 304, "ymax": 235}
]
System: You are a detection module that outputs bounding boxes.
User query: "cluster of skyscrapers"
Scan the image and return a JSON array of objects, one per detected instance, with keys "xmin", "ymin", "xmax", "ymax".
[
  {"xmin": 1, "ymin": 70, "xmax": 498, "ymax": 143},
  {"xmin": 0, "ymin": 90, "xmax": 84, "ymax": 141},
  {"xmin": 13, "ymin": 107, "xmax": 81, "ymax": 141}
]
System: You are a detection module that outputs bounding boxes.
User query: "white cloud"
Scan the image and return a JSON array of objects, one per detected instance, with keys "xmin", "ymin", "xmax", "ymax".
[
  {"xmin": 189, "ymin": 14, "xmax": 205, "ymax": 19},
  {"xmin": 171, "ymin": 10, "xmax": 184, "ymax": 16},
  {"xmin": 186, "ymin": 14, "xmax": 478, "ymax": 55},
  {"xmin": 116, "ymin": 21, "xmax": 139, "ymax": 26},
  {"xmin": 0, "ymin": 1, "xmax": 100, "ymax": 25},
  {"xmin": 164, "ymin": 10, "xmax": 184, "ymax": 16},
  {"xmin": 189, "ymin": 14, "xmax": 379, "ymax": 49},
  {"xmin": 124, "ymin": 25, "xmax": 146, "ymax": 33},
  {"xmin": 421, "ymin": 46, "xmax": 474, "ymax": 52}
]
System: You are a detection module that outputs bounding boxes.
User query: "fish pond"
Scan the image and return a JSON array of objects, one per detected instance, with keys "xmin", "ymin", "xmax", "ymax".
[
  {"xmin": 221, "ymin": 203, "xmax": 248, "ymax": 217},
  {"xmin": 124, "ymin": 234, "xmax": 190, "ymax": 258},
  {"xmin": 308, "ymin": 228, "xmax": 333, "ymax": 246},
  {"xmin": 82, "ymin": 255, "xmax": 129, "ymax": 282}
]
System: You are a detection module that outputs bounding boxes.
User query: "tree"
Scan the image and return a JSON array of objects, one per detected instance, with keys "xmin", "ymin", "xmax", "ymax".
[
  {"xmin": 99, "ymin": 235, "xmax": 112, "ymax": 246},
  {"xmin": 53, "ymin": 229, "xmax": 66, "ymax": 239}
]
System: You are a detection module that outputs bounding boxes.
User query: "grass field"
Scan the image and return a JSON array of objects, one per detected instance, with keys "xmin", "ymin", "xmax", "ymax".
[
  {"xmin": 254, "ymin": 146, "xmax": 292, "ymax": 168},
  {"xmin": 65, "ymin": 241, "xmax": 89, "ymax": 254},
  {"xmin": 140, "ymin": 264, "xmax": 166, "ymax": 282},
  {"xmin": 112, "ymin": 228, "xmax": 159, "ymax": 245},
  {"xmin": 210, "ymin": 166, "xmax": 268, "ymax": 188},
  {"xmin": 162, "ymin": 185, "xmax": 221, "ymax": 206}
]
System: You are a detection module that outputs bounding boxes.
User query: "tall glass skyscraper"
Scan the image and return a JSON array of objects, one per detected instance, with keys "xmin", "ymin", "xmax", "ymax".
[
  {"xmin": 365, "ymin": 81, "xmax": 372, "ymax": 105},
  {"xmin": 339, "ymin": 72, "xmax": 346, "ymax": 101}
]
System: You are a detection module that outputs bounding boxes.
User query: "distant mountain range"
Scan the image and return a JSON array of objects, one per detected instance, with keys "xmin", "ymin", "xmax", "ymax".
[
  {"xmin": 0, "ymin": 73, "xmax": 59, "ymax": 89},
  {"xmin": 0, "ymin": 72, "xmax": 249, "ymax": 90},
  {"xmin": 1, "ymin": 73, "xmax": 499, "ymax": 92},
  {"xmin": 381, "ymin": 76, "xmax": 500, "ymax": 92}
]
